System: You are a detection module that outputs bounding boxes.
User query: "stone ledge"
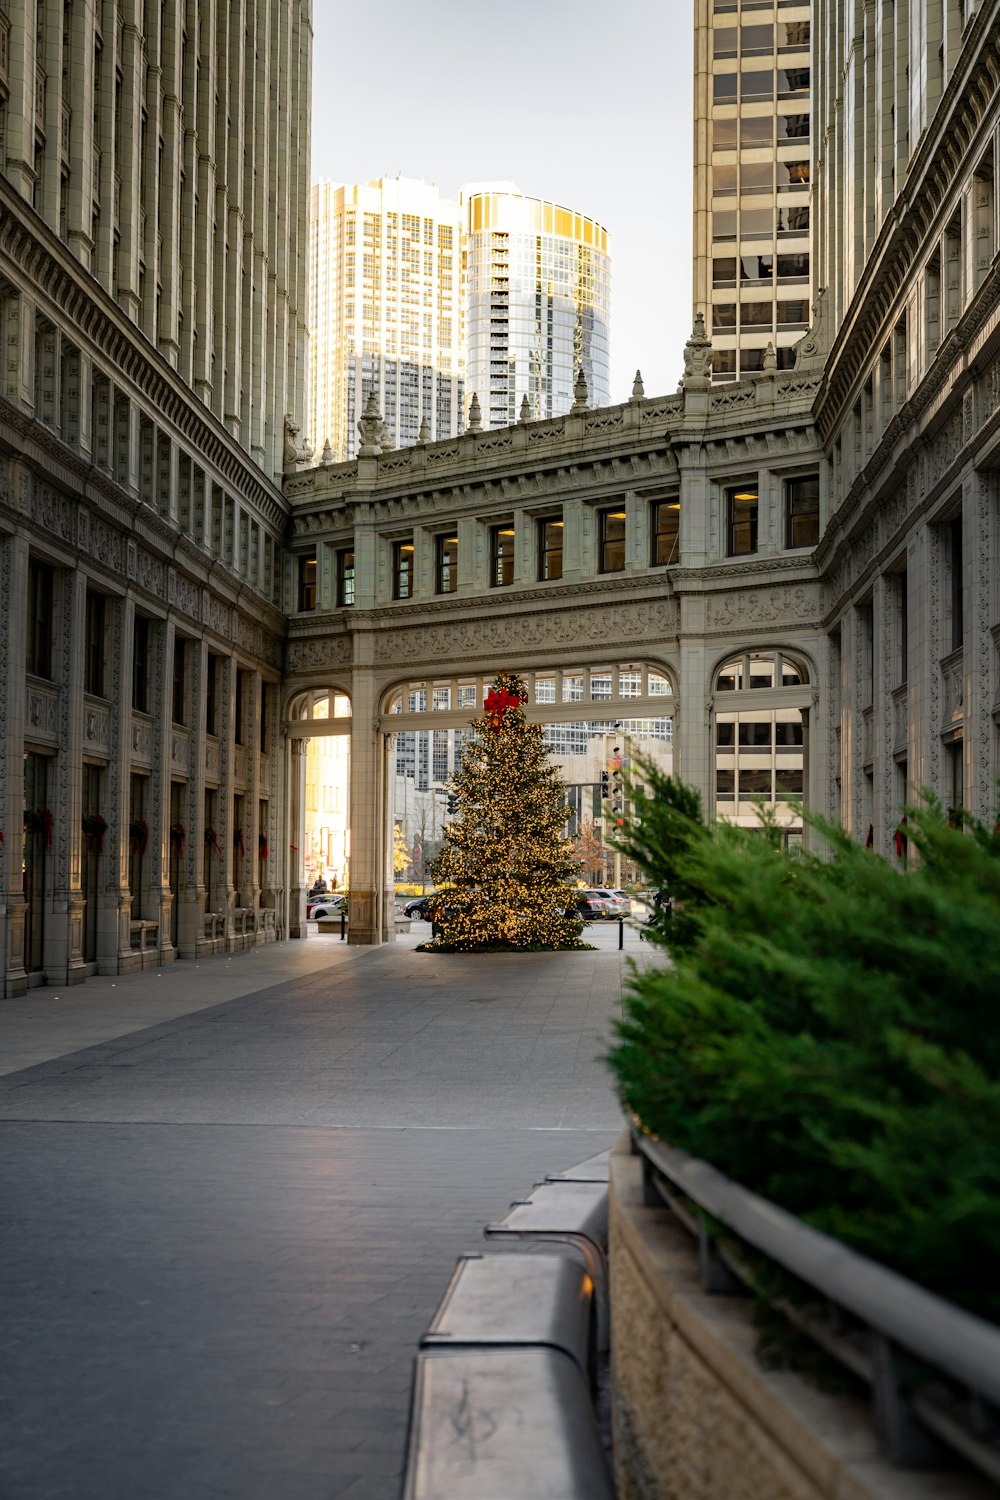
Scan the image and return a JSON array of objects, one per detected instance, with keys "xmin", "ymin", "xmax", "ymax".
[{"xmin": 608, "ymin": 1133, "xmax": 990, "ymax": 1500}]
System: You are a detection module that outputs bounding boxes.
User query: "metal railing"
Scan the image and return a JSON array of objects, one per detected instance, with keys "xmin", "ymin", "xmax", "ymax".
[{"xmin": 632, "ymin": 1124, "xmax": 1000, "ymax": 1483}]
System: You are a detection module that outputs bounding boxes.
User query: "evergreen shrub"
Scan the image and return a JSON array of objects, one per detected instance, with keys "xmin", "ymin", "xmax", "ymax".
[{"xmin": 610, "ymin": 765, "xmax": 1000, "ymax": 1323}]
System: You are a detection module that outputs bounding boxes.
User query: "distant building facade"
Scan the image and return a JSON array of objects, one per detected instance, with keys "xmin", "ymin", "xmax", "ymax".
[
  {"xmin": 307, "ymin": 179, "xmax": 465, "ymax": 460},
  {"xmin": 693, "ymin": 0, "xmax": 812, "ymax": 380},
  {"xmin": 462, "ymin": 184, "xmax": 611, "ymax": 428}
]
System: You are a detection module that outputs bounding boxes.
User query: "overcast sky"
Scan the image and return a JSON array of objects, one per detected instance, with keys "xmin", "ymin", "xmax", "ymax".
[{"xmin": 310, "ymin": 0, "xmax": 694, "ymax": 405}]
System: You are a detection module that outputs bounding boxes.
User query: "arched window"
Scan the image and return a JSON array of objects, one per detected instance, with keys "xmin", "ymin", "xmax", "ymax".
[
  {"xmin": 287, "ymin": 690, "xmax": 352, "ymax": 722},
  {"xmin": 713, "ymin": 651, "xmax": 810, "ymax": 844}
]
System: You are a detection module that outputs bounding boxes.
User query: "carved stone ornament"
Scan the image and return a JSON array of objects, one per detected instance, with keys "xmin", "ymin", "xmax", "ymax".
[
  {"xmin": 283, "ymin": 414, "xmax": 313, "ymax": 473},
  {"xmin": 682, "ymin": 313, "xmax": 712, "ymax": 384},
  {"xmin": 356, "ymin": 392, "xmax": 384, "ymax": 456}
]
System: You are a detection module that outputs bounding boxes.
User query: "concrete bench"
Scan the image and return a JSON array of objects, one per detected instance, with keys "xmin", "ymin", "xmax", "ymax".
[
  {"xmin": 420, "ymin": 1252, "xmax": 594, "ymax": 1382},
  {"xmin": 484, "ymin": 1181, "xmax": 609, "ymax": 1353},
  {"xmin": 401, "ymin": 1347, "xmax": 613, "ymax": 1500},
  {"xmin": 546, "ymin": 1148, "xmax": 610, "ymax": 1184}
]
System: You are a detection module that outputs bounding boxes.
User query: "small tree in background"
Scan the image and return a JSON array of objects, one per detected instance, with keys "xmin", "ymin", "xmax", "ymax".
[
  {"xmin": 573, "ymin": 818, "xmax": 608, "ymax": 885},
  {"xmin": 427, "ymin": 672, "xmax": 586, "ymax": 951},
  {"xmin": 392, "ymin": 823, "xmax": 410, "ymax": 878}
]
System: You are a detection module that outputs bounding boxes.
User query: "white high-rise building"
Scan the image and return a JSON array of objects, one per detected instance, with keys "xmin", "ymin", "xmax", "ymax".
[
  {"xmin": 462, "ymin": 184, "xmax": 611, "ymax": 428},
  {"xmin": 308, "ymin": 179, "xmax": 465, "ymax": 460}
]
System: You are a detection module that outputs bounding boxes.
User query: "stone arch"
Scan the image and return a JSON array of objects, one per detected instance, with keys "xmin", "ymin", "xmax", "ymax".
[{"xmin": 709, "ymin": 644, "xmax": 815, "ymax": 842}]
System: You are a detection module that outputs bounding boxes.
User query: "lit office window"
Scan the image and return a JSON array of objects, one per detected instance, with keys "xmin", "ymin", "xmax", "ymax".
[
  {"xmin": 436, "ymin": 534, "xmax": 458, "ymax": 594},
  {"xmin": 298, "ymin": 555, "xmax": 317, "ymax": 611},
  {"xmin": 392, "ymin": 541, "xmax": 414, "ymax": 600},
  {"xmin": 337, "ymin": 548, "xmax": 355, "ymax": 607},
  {"xmin": 490, "ymin": 525, "xmax": 515, "ymax": 587},
  {"xmin": 538, "ymin": 518, "xmax": 563, "ymax": 581},
  {"xmin": 726, "ymin": 483, "xmax": 759, "ymax": 556}
]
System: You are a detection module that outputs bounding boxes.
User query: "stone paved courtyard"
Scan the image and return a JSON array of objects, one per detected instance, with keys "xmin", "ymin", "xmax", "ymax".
[{"xmin": 0, "ymin": 923, "xmax": 646, "ymax": 1499}]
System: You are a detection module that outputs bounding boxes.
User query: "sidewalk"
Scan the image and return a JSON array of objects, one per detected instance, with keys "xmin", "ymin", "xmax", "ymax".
[{"xmin": 0, "ymin": 921, "xmax": 646, "ymax": 1500}]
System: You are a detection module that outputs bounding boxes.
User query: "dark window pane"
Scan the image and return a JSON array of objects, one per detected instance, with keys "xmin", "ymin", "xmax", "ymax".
[
  {"xmin": 716, "ymin": 769, "xmax": 736, "ymax": 800},
  {"xmin": 776, "ymin": 767, "xmax": 804, "ymax": 797},
  {"xmin": 742, "ymin": 301, "xmax": 772, "ymax": 327},
  {"xmin": 713, "ymin": 164, "xmax": 737, "ymax": 196},
  {"xmin": 776, "ymin": 720, "xmax": 804, "ymax": 747},
  {"xmin": 26, "ymin": 561, "xmax": 54, "ymax": 680},
  {"xmin": 713, "ymin": 118, "xmax": 737, "ymax": 149},
  {"xmin": 713, "ymin": 350, "xmax": 737, "ymax": 375},
  {"xmin": 714, "ymin": 26, "xmax": 738, "ymax": 56},
  {"xmin": 436, "ymin": 536, "xmax": 458, "ymax": 594},
  {"xmin": 713, "ymin": 303, "xmax": 737, "ymax": 330},
  {"xmin": 778, "ymin": 66, "xmax": 810, "ymax": 96},
  {"xmin": 779, "ymin": 20, "xmax": 810, "ymax": 47},
  {"xmin": 777, "ymin": 204, "xmax": 810, "ymax": 234},
  {"xmin": 778, "ymin": 112, "xmax": 810, "ymax": 140},
  {"xmin": 740, "ymin": 115, "xmax": 774, "ymax": 147},
  {"xmin": 741, "ymin": 253, "xmax": 774, "ymax": 282},
  {"xmin": 651, "ymin": 500, "xmax": 680, "ymax": 566},
  {"xmin": 599, "ymin": 509, "xmax": 627, "ymax": 573},
  {"xmin": 713, "ymin": 210, "xmax": 737, "ymax": 240},
  {"xmin": 778, "ymin": 160, "xmax": 810, "ymax": 189},
  {"xmin": 777, "ymin": 299, "xmax": 809, "ymax": 324},
  {"xmin": 337, "ymin": 549, "xmax": 355, "ymax": 607},
  {"xmin": 739, "ymin": 721, "xmax": 772, "ymax": 747},
  {"xmin": 740, "ymin": 162, "xmax": 773, "ymax": 194},
  {"xmin": 713, "ymin": 257, "xmax": 738, "ymax": 286},
  {"xmin": 786, "ymin": 473, "xmax": 820, "ymax": 547},
  {"xmin": 739, "ymin": 768, "xmax": 772, "ymax": 797},
  {"xmin": 298, "ymin": 556, "xmax": 317, "ymax": 611},
  {"xmin": 777, "ymin": 253, "xmax": 809, "ymax": 280},
  {"xmin": 741, "ymin": 207, "xmax": 773, "ymax": 236},
  {"xmin": 716, "ymin": 720, "xmax": 736, "ymax": 747},
  {"xmin": 740, "ymin": 23, "xmax": 773, "ymax": 52},
  {"xmin": 714, "ymin": 73, "xmax": 737, "ymax": 101},
  {"xmin": 741, "ymin": 70, "xmax": 773, "ymax": 99}
]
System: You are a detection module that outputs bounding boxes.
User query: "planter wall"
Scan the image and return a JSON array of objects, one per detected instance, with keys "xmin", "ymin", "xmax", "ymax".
[{"xmin": 608, "ymin": 1133, "xmax": 990, "ymax": 1500}]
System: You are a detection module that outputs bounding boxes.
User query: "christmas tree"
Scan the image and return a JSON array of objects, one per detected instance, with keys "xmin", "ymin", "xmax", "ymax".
[{"xmin": 426, "ymin": 672, "xmax": 586, "ymax": 951}]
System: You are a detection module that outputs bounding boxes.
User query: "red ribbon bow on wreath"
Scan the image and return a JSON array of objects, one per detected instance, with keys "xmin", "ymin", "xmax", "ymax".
[{"xmin": 484, "ymin": 688, "xmax": 524, "ymax": 733}]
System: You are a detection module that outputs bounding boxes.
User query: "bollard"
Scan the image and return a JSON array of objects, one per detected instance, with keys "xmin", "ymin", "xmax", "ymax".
[
  {"xmin": 618, "ymin": 915, "xmax": 624, "ymax": 950},
  {"xmin": 340, "ymin": 909, "xmax": 346, "ymax": 942}
]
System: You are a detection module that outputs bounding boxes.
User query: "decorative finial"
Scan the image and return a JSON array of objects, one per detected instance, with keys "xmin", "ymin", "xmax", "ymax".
[
  {"xmin": 519, "ymin": 394, "xmax": 531, "ymax": 423},
  {"xmin": 762, "ymin": 342, "xmax": 777, "ymax": 372},
  {"xmin": 417, "ymin": 417, "xmax": 430, "ymax": 445},
  {"xmin": 467, "ymin": 393, "xmax": 483, "ymax": 433},
  {"xmin": 356, "ymin": 389, "xmax": 383, "ymax": 457},
  {"xmin": 631, "ymin": 369, "xmax": 645, "ymax": 400},
  {"xmin": 378, "ymin": 419, "xmax": 396, "ymax": 452},
  {"xmin": 571, "ymin": 367, "xmax": 589, "ymax": 413},
  {"xmin": 682, "ymin": 313, "xmax": 713, "ymax": 385},
  {"xmin": 321, "ymin": 439, "xmax": 333, "ymax": 465}
]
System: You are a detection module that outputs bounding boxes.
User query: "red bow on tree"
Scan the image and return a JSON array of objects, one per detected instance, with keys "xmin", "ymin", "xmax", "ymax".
[{"xmin": 484, "ymin": 688, "xmax": 524, "ymax": 733}]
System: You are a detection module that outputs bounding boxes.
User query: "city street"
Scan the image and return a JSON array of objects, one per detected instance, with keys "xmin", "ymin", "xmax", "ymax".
[{"xmin": 0, "ymin": 922, "xmax": 648, "ymax": 1500}]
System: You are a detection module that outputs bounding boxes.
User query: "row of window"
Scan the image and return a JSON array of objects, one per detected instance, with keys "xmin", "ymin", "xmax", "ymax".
[
  {"xmin": 713, "ymin": 299, "xmax": 809, "ymax": 329},
  {"xmin": 713, "ymin": 205, "xmax": 810, "ymax": 239},
  {"xmin": 712, "ymin": 161, "xmax": 809, "ymax": 193},
  {"xmin": 713, "ymin": 67, "xmax": 809, "ymax": 102},
  {"xmin": 713, "ymin": 20, "xmax": 809, "ymax": 55},
  {"xmin": 295, "ymin": 477, "xmax": 821, "ymax": 610},
  {"xmin": 713, "ymin": 111, "xmax": 809, "ymax": 148},
  {"xmin": 25, "ymin": 564, "xmax": 271, "ymax": 747},
  {"xmin": 713, "ymin": 252, "xmax": 810, "ymax": 285}
]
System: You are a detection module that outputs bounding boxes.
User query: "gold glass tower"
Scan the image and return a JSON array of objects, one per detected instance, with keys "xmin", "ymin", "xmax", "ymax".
[{"xmin": 308, "ymin": 178, "xmax": 465, "ymax": 460}]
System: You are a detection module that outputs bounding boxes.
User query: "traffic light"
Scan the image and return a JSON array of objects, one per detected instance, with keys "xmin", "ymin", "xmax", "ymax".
[
  {"xmin": 446, "ymin": 793, "xmax": 459, "ymax": 816},
  {"xmin": 611, "ymin": 749, "xmax": 624, "ymax": 814},
  {"xmin": 600, "ymin": 770, "xmax": 610, "ymax": 800}
]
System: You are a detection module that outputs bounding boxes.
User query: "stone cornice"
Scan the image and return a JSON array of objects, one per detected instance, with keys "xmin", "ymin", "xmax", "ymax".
[
  {"xmin": 815, "ymin": 3, "xmax": 1000, "ymax": 440},
  {"xmin": 0, "ymin": 178, "xmax": 288, "ymax": 530}
]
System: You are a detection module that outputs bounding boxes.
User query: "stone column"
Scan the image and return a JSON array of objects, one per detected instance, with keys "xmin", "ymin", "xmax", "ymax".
[
  {"xmin": 675, "ymin": 610, "xmax": 712, "ymax": 813},
  {"xmin": 968, "ymin": 470, "xmax": 995, "ymax": 825},
  {"xmin": 288, "ymin": 736, "xmax": 309, "ymax": 937},
  {"xmin": 0, "ymin": 531, "xmax": 29, "ymax": 995},
  {"xmin": 49, "ymin": 568, "xmax": 88, "ymax": 985},
  {"xmin": 219, "ymin": 654, "xmax": 236, "ymax": 945},
  {"xmin": 180, "ymin": 637, "xmax": 209, "ymax": 957},
  {"xmin": 247, "ymin": 668, "xmax": 263, "ymax": 941},
  {"xmin": 155, "ymin": 621, "xmax": 176, "ymax": 963},
  {"xmin": 346, "ymin": 666, "xmax": 382, "ymax": 945},
  {"xmin": 105, "ymin": 592, "xmax": 137, "ymax": 972}
]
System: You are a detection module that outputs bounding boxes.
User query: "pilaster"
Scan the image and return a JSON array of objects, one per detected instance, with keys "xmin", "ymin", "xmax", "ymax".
[{"xmin": 0, "ymin": 532, "xmax": 29, "ymax": 996}]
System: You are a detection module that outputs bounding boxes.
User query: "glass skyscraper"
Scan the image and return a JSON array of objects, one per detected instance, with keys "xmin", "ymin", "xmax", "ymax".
[
  {"xmin": 308, "ymin": 179, "xmax": 466, "ymax": 460},
  {"xmin": 462, "ymin": 184, "xmax": 611, "ymax": 428},
  {"xmin": 693, "ymin": 1, "xmax": 812, "ymax": 381}
]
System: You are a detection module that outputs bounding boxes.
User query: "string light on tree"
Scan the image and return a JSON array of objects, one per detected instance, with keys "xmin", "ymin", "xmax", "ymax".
[{"xmin": 425, "ymin": 672, "xmax": 588, "ymax": 952}]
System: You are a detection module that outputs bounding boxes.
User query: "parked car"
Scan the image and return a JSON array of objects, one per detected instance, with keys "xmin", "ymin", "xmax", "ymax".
[
  {"xmin": 307, "ymin": 895, "xmax": 346, "ymax": 920},
  {"xmin": 570, "ymin": 890, "xmax": 612, "ymax": 922},
  {"xmin": 590, "ymin": 888, "xmax": 627, "ymax": 919},
  {"xmin": 610, "ymin": 889, "xmax": 633, "ymax": 916},
  {"xmin": 403, "ymin": 895, "xmax": 436, "ymax": 920}
]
